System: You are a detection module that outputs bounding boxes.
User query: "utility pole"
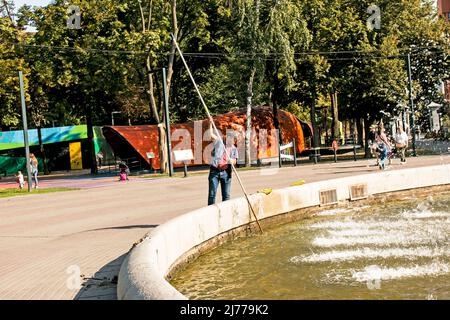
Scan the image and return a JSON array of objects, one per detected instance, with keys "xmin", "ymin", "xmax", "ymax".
[
  {"xmin": 162, "ymin": 68, "xmax": 173, "ymax": 176},
  {"xmin": 406, "ymin": 53, "xmax": 417, "ymax": 157},
  {"xmin": 19, "ymin": 71, "xmax": 32, "ymax": 192}
]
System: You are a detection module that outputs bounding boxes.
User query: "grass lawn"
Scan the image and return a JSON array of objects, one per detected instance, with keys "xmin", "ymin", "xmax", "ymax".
[{"xmin": 0, "ymin": 188, "xmax": 79, "ymax": 198}]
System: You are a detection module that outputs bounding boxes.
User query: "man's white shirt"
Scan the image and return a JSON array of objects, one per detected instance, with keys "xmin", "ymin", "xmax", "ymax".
[{"xmin": 395, "ymin": 132, "xmax": 408, "ymax": 145}]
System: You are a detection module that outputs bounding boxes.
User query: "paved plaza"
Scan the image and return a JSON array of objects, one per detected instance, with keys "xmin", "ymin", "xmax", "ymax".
[{"xmin": 0, "ymin": 155, "xmax": 448, "ymax": 299}]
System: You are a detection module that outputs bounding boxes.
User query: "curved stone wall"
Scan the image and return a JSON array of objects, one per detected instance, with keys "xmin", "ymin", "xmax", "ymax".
[{"xmin": 117, "ymin": 164, "xmax": 450, "ymax": 300}]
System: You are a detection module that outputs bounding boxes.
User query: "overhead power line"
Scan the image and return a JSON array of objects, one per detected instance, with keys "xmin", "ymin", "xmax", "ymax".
[{"xmin": 12, "ymin": 43, "xmax": 450, "ymax": 58}]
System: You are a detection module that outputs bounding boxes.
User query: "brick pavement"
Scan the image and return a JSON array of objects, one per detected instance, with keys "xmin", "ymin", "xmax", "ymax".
[{"xmin": 0, "ymin": 155, "xmax": 448, "ymax": 299}]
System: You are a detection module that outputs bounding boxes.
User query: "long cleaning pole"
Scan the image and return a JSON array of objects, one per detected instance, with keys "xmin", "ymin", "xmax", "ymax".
[{"xmin": 170, "ymin": 34, "xmax": 263, "ymax": 234}]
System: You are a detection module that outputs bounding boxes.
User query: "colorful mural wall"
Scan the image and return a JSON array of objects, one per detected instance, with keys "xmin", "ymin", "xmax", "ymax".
[{"xmin": 0, "ymin": 126, "xmax": 114, "ymax": 175}]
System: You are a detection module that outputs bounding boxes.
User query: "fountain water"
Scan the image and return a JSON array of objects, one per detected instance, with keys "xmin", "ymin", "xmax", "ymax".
[{"xmin": 170, "ymin": 192, "xmax": 450, "ymax": 299}]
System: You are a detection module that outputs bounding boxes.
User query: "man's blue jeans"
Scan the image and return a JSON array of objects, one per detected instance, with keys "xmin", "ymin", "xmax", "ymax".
[{"xmin": 208, "ymin": 167, "xmax": 231, "ymax": 205}]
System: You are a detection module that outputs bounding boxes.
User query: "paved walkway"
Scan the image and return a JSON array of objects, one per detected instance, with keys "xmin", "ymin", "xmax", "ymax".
[
  {"xmin": 0, "ymin": 155, "xmax": 448, "ymax": 299},
  {"xmin": 0, "ymin": 169, "xmax": 125, "ymax": 190}
]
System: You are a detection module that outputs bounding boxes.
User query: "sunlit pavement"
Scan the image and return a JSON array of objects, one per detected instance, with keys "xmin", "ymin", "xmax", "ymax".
[{"xmin": 0, "ymin": 155, "xmax": 448, "ymax": 299}]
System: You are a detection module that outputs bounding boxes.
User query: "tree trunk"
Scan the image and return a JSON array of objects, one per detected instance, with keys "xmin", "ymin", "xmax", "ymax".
[
  {"xmin": 2, "ymin": 0, "xmax": 14, "ymax": 24},
  {"xmin": 356, "ymin": 118, "xmax": 364, "ymax": 147},
  {"xmin": 323, "ymin": 107, "xmax": 328, "ymax": 145},
  {"xmin": 146, "ymin": 55, "xmax": 159, "ymax": 123},
  {"xmin": 310, "ymin": 86, "xmax": 319, "ymax": 149},
  {"xmin": 363, "ymin": 117, "xmax": 371, "ymax": 158},
  {"xmin": 331, "ymin": 91, "xmax": 339, "ymax": 141},
  {"xmin": 344, "ymin": 120, "xmax": 347, "ymax": 143},
  {"xmin": 351, "ymin": 119, "xmax": 356, "ymax": 142},
  {"xmin": 157, "ymin": 0, "xmax": 178, "ymax": 174},
  {"xmin": 158, "ymin": 123, "xmax": 168, "ymax": 173},
  {"xmin": 245, "ymin": 68, "xmax": 256, "ymax": 167},
  {"xmin": 167, "ymin": 0, "xmax": 178, "ymax": 94},
  {"xmin": 139, "ymin": 0, "xmax": 159, "ymax": 123},
  {"xmin": 271, "ymin": 69, "xmax": 282, "ymax": 144},
  {"xmin": 37, "ymin": 126, "xmax": 49, "ymax": 175},
  {"xmin": 272, "ymin": 100, "xmax": 282, "ymax": 148},
  {"xmin": 140, "ymin": 0, "xmax": 166, "ymax": 171},
  {"xmin": 86, "ymin": 105, "xmax": 97, "ymax": 175}
]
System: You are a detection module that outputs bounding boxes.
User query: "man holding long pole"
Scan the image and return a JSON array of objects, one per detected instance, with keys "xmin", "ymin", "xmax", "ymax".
[
  {"xmin": 171, "ymin": 34, "xmax": 263, "ymax": 233},
  {"xmin": 207, "ymin": 121, "xmax": 238, "ymax": 205}
]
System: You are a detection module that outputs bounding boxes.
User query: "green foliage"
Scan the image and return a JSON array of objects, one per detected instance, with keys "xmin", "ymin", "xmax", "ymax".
[
  {"xmin": 0, "ymin": 15, "xmax": 27, "ymax": 127},
  {"xmin": 0, "ymin": 187, "xmax": 78, "ymax": 198},
  {"xmin": 0, "ymin": 0, "xmax": 448, "ymax": 133}
]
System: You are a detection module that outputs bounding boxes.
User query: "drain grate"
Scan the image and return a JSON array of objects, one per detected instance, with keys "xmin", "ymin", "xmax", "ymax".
[
  {"xmin": 319, "ymin": 189, "xmax": 338, "ymax": 206},
  {"xmin": 349, "ymin": 183, "xmax": 368, "ymax": 201}
]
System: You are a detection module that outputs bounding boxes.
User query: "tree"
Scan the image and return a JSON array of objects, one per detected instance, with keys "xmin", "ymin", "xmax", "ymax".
[
  {"xmin": 221, "ymin": 0, "xmax": 309, "ymax": 166},
  {"xmin": 22, "ymin": 0, "xmax": 160, "ymax": 172},
  {"xmin": 0, "ymin": 4, "xmax": 28, "ymax": 129},
  {"xmin": 5, "ymin": 0, "xmax": 448, "ymax": 166},
  {"xmin": 393, "ymin": 0, "xmax": 450, "ymax": 132}
]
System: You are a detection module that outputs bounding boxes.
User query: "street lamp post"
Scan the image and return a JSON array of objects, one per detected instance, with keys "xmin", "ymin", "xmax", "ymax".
[{"xmin": 19, "ymin": 71, "xmax": 32, "ymax": 192}]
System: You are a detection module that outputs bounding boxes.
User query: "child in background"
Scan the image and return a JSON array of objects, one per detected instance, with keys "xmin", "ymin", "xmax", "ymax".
[
  {"xmin": 119, "ymin": 170, "xmax": 128, "ymax": 181},
  {"xmin": 118, "ymin": 162, "xmax": 130, "ymax": 181},
  {"xmin": 377, "ymin": 142, "xmax": 388, "ymax": 170},
  {"xmin": 16, "ymin": 171, "xmax": 24, "ymax": 189}
]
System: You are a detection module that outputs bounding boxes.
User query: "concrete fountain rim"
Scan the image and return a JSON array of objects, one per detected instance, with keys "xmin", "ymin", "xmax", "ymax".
[{"xmin": 117, "ymin": 164, "xmax": 450, "ymax": 300}]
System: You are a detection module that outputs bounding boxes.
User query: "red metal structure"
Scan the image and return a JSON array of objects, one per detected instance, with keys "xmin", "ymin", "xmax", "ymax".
[
  {"xmin": 103, "ymin": 106, "xmax": 307, "ymax": 170},
  {"xmin": 438, "ymin": 0, "xmax": 450, "ymax": 19}
]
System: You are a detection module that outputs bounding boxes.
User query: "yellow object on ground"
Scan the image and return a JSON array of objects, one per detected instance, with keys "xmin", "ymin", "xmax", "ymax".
[
  {"xmin": 290, "ymin": 180, "xmax": 306, "ymax": 186},
  {"xmin": 257, "ymin": 189, "xmax": 273, "ymax": 195}
]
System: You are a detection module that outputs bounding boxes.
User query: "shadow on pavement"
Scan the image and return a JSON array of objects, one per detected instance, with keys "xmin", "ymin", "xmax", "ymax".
[
  {"xmin": 63, "ymin": 224, "xmax": 159, "ymax": 238},
  {"xmin": 74, "ymin": 253, "xmax": 126, "ymax": 300},
  {"xmin": 85, "ymin": 224, "xmax": 159, "ymax": 232},
  {"xmin": 74, "ymin": 224, "xmax": 159, "ymax": 300},
  {"xmin": 329, "ymin": 170, "xmax": 374, "ymax": 174}
]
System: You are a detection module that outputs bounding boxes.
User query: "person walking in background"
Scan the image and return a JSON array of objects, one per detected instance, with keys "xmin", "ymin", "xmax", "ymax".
[
  {"xmin": 207, "ymin": 121, "xmax": 239, "ymax": 205},
  {"xmin": 16, "ymin": 171, "xmax": 24, "ymax": 189},
  {"xmin": 96, "ymin": 150, "xmax": 104, "ymax": 170},
  {"xmin": 377, "ymin": 142, "xmax": 388, "ymax": 170},
  {"xmin": 394, "ymin": 127, "xmax": 409, "ymax": 164},
  {"xmin": 29, "ymin": 153, "xmax": 39, "ymax": 189},
  {"xmin": 376, "ymin": 127, "xmax": 392, "ymax": 166},
  {"xmin": 368, "ymin": 125, "xmax": 378, "ymax": 160}
]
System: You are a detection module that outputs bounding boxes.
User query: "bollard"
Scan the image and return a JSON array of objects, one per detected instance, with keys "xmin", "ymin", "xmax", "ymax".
[
  {"xmin": 278, "ymin": 141, "xmax": 282, "ymax": 168},
  {"xmin": 293, "ymin": 139, "xmax": 297, "ymax": 166},
  {"xmin": 334, "ymin": 149, "xmax": 337, "ymax": 163},
  {"xmin": 183, "ymin": 161, "xmax": 188, "ymax": 177},
  {"xmin": 149, "ymin": 158, "xmax": 153, "ymax": 173}
]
